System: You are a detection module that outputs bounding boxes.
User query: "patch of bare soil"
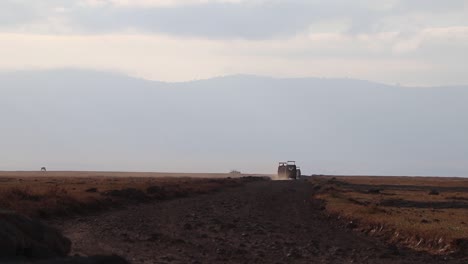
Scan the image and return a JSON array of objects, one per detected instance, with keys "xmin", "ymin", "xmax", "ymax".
[{"xmin": 52, "ymin": 181, "xmax": 465, "ymax": 263}]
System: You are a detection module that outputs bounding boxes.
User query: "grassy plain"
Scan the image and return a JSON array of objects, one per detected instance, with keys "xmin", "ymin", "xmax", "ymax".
[
  {"xmin": 0, "ymin": 171, "xmax": 263, "ymax": 218},
  {"xmin": 312, "ymin": 176, "xmax": 468, "ymax": 254}
]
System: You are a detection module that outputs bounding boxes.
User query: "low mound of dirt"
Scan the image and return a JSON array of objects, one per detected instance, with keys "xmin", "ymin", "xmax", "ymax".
[
  {"xmin": 0, "ymin": 211, "xmax": 130, "ymax": 263},
  {"xmin": 0, "ymin": 211, "xmax": 71, "ymax": 261}
]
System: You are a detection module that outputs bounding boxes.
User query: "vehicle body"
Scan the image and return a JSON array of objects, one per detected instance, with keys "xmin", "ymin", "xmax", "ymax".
[
  {"xmin": 277, "ymin": 161, "xmax": 297, "ymax": 180},
  {"xmin": 296, "ymin": 167, "xmax": 301, "ymax": 179}
]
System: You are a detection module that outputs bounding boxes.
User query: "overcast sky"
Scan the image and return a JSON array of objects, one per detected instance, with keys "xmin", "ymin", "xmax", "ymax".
[{"xmin": 1, "ymin": 0, "xmax": 468, "ymax": 85}]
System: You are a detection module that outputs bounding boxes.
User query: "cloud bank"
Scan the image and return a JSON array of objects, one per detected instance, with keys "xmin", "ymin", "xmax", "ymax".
[{"xmin": 0, "ymin": 0, "xmax": 467, "ymax": 85}]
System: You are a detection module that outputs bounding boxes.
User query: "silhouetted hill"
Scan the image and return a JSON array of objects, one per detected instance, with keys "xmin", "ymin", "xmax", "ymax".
[{"xmin": 1, "ymin": 70, "xmax": 467, "ymax": 176}]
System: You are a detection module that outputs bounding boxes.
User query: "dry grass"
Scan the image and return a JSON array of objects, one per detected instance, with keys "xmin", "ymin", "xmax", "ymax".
[
  {"xmin": 0, "ymin": 171, "xmax": 265, "ymax": 218},
  {"xmin": 311, "ymin": 176, "xmax": 468, "ymax": 254}
]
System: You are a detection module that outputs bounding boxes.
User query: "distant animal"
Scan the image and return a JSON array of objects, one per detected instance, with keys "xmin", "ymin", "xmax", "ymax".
[{"xmin": 41, "ymin": 167, "xmax": 47, "ymax": 172}]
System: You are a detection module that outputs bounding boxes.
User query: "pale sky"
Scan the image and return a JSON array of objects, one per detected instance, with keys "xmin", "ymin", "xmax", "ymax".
[{"xmin": 1, "ymin": 0, "xmax": 468, "ymax": 85}]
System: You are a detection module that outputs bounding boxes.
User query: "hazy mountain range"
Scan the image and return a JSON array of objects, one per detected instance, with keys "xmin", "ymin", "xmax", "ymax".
[{"xmin": 1, "ymin": 70, "xmax": 467, "ymax": 176}]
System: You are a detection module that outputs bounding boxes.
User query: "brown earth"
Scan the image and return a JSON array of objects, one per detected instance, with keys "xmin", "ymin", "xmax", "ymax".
[{"xmin": 51, "ymin": 180, "xmax": 466, "ymax": 264}]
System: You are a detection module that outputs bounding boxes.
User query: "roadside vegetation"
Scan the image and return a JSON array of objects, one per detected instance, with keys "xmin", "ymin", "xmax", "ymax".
[{"xmin": 311, "ymin": 176, "xmax": 468, "ymax": 255}]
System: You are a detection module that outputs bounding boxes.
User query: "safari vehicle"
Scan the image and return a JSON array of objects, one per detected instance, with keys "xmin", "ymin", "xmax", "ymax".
[{"xmin": 278, "ymin": 161, "xmax": 298, "ymax": 180}]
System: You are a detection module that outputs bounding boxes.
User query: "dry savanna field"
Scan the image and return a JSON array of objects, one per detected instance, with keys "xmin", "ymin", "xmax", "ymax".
[
  {"xmin": 1, "ymin": 171, "xmax": 468, "ymax": 259},
  {"xmin": 311, "ymin": 176, "xmax": 468, "ymax": 254},
  {"xmin": 0, "ymin": 171, "xmax": 263, "ymax": 218}
]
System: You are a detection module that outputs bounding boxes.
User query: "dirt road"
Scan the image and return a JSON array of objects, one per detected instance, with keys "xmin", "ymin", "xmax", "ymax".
[{"xmin": 53, "ymin": 180, "xmax": 463, "ymax": 263}]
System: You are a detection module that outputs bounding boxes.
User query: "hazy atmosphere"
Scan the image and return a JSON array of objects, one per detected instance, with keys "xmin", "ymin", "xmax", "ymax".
[
  {"xmin": 1, "ymin": 1, "xmax": 468, "ymax": 176},
  {"xmin": 3, "ymin": 3, "xmax": 468, "ymax": 264},
  {"xmin": 1, "ymin": 0, "xmax": 468, "ymax": 85},
  {"xmin": 2, "ymin": 70, "xmax": 468, "ymax": 176}
]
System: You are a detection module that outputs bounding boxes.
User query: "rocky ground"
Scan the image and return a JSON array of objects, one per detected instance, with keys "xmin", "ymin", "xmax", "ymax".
[{"xmin": 52, "ymin": 180, "xmax": 466, "ymax": 264}]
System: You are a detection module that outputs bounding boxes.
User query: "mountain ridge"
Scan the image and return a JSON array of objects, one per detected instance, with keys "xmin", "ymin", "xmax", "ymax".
[
  {"xmin": 1, "ymin": 69, "xmax": 467, "ymax": 176},
  {"xmin": 3, "ymin": 69, "xmax": 467, "ymax": 89}
]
